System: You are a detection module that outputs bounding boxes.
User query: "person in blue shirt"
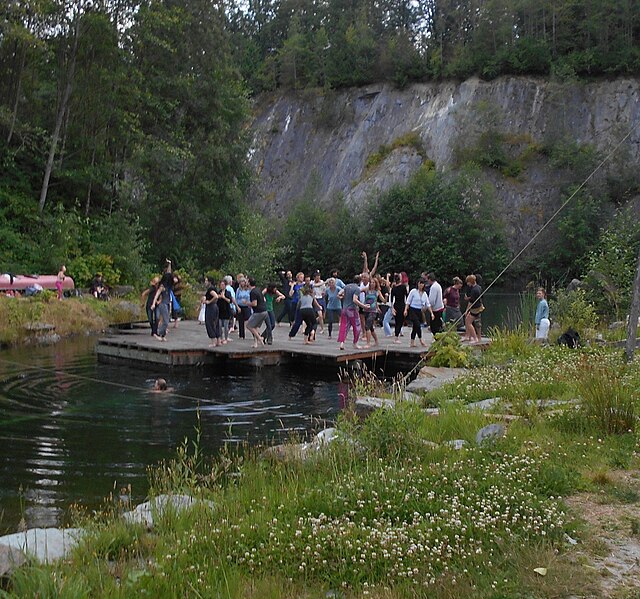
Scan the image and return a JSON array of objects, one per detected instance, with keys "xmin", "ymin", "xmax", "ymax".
[{"xmin": 535, "ymin": 287, "xmax": 550, "ymax": 340}]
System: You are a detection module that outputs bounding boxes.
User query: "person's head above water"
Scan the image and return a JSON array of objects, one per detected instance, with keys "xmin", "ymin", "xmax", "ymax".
[{"xmin": 153, "ymin": 378, "xmax": 167, "ymax": 391}]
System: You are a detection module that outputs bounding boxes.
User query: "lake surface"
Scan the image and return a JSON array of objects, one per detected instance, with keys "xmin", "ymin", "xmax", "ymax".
[{"xmin": 0, "ymin": 336, "xmax": 344, "ymax": 534}]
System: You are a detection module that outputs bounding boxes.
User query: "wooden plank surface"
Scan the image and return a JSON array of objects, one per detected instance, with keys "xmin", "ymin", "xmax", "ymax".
[{"xmin": 96, "ymin": 320, "xmax": 489, "ymax": 366}]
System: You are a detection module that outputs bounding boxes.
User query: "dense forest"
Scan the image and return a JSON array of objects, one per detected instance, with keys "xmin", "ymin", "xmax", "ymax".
[{"xmin": 1, "ymin": 0, "xmax": 639, "ymax": 298}]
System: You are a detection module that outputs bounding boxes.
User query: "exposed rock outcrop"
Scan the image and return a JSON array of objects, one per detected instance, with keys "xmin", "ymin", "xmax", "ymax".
[{"xmin": 249, "ymin": 77, "xmax": 640, "ymax": 250}]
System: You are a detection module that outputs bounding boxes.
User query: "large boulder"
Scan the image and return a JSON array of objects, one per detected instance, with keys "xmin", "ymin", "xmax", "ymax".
[
  {"xmin": 123, "ymin": 494, "xmax": 214, "ymax": 528},
  {"xmin": 0, "ymin": 528, "xmax": 83, "ymax": 563}
]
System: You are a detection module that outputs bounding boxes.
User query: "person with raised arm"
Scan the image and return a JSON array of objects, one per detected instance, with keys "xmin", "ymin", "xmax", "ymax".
[{"xmin": 337, "ymin": 274, "xmax": 369, "ymax": 351}]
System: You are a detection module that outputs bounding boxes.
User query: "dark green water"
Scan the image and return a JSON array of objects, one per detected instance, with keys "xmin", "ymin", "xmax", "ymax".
[{"xmin": 0, "ymin": 336, "xmax": 344, "ymax": 533}]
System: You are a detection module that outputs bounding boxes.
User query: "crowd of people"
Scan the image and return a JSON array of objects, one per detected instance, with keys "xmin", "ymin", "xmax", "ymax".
[{"xmin": 142, "ymin": 253, "xmax": 492, "ymax": 349}]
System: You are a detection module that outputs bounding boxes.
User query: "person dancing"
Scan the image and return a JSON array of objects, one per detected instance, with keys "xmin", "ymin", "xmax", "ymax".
[
  {"xmin": 337, "ymin": 275, "xmax": 368, "ymax": 351},
  {"xmin": 404, "ymin": 278, "xmax": 433, "ymax": 347}
]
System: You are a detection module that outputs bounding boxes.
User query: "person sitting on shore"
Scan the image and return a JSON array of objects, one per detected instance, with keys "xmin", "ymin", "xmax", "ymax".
[{"xmin": 91, "ymin": 273, "xmax": 109, "ymax": 301}]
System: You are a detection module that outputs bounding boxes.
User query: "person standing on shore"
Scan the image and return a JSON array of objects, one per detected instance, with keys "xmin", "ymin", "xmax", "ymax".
[
  {"xmin": 535, "ymin": 287, "xmax": 550, "ymax": 340},
  {"xmin": 56, "ymin": 265, "xmax": 66, "ymax": 300}
]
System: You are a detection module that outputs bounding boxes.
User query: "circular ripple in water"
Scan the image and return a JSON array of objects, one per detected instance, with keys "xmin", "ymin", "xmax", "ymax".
[{"xmin": 0, "ymin": 336, "xmax": 341, "ymax": 533}]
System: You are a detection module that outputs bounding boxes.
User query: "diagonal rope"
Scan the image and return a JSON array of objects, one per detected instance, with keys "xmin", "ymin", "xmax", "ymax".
[{"xmin": 400, "ymin": 119, "xmax": 640, "ymax": 382}]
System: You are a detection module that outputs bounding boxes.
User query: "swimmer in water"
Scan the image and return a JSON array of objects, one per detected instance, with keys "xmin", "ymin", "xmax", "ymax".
[{"xmin": 152, "ymin": 378, "xmax": 173, "ymax": 393}]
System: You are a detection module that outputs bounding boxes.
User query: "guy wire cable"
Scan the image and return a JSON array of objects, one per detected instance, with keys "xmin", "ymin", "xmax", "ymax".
[{"xmin": 401, "ymin": 117, "xmax": 640, "ymax": 383}]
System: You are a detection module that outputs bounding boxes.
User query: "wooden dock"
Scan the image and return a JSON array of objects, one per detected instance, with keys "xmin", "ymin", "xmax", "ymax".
[{"xmin": 96, "ymin": 320, "xmax": 489, "ymax": 370}]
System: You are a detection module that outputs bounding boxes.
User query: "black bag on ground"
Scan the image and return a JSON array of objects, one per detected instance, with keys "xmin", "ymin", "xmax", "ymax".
[{"xmin": 557, "ymin": 327, "xmax": 580, "ymax": 349}]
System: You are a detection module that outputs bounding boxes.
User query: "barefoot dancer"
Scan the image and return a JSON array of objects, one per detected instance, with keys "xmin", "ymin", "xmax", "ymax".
[
  {"xmin": 363, "ymin": 277, "xmax": 385, "ymax": 347},
  {"xmin": 299, "ymin": 284, "xmax": 321, "ymax": 344},
  {"xmin": 325, "ymin": 278, "xmax": 342, "ymax": 339},
  {"xmin": 404, "ymin": 278, "xmax": 433, "ymax": 348},
  {"xmin": 203, "ymin": 282, "xmax": 221, "ymax": 347},
  {"xmin": 391, "ymin": 273, "xmax": 408, "ymax": 344},
  {"xmin": 337, "ymin": 275, "xmax": 368, "ymax": 351},
  {"xmin": 217, "ymin": 279, "xmax": 234, "ymax": 344},
  {"xmin": 246, "ymin": 278, "xmax": 268, "ymax": 348}
]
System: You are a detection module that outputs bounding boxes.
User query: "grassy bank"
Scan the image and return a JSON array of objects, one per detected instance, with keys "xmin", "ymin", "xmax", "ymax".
[
  {"xmin": 4, "ymin": 340, "xmax": 640, "ymax": 598},
  {"xmin": 0, "ymin": 294, "xmax": 143, "ymax": 346}
]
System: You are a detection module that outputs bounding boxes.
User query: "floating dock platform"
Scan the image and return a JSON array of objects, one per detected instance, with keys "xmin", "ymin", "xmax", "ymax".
[{"xmin": 96, "ymin": 321, "xmax": 490, "ymax": 370}]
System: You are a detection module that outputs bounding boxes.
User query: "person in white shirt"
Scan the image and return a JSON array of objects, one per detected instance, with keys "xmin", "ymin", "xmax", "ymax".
[
  {"xmin": 311, "ymin": 270, "xmax": 326, "ymax": 333},
  {"xmin": 403, "ymin": 279, "xmax": 433, "ymax": 347},
  {"xmin": 426, "ymin": 272, "xmax": 444, "ymax": 335}
]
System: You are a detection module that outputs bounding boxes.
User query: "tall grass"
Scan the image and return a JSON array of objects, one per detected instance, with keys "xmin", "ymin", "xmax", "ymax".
[
  {"xmin": 484, "ymin": 324, "xmax": 535, "ymax": 364},
  {"xmin": 577, "ymin": 365, "xmax": 636, "ymax": 435}
]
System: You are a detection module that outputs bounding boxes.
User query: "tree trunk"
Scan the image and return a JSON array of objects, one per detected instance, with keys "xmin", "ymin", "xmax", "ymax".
[
  {"xmin": 7, "ymin": 44, "xmax": 27, "ymax": 145},
  {"xmin": 39, "ymin": 20, "xmax": 80, "ymax": 213},
  {"xmin": 624, "ymin": 247, "xmax": 640, "ymax": 362},
  {"xmin": 85, "ymin": 143, "xmax": 97, "ymax": 216}
]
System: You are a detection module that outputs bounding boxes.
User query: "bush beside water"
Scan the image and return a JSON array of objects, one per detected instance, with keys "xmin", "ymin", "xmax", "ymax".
[{"xmin": 0, "ymin": 295, "xmax": 142, "ymax": 346}]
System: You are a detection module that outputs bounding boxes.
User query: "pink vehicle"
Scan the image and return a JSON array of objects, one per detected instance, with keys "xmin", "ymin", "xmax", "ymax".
[{"xmin": 0, "ymin": 273, "xmax": 75, "ymax": 292}]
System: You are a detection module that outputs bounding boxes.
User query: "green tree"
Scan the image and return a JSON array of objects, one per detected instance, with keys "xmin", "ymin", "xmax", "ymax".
[
  {"xmin": 222, "ymin": 210, "xmax": 281, "ymax": 284},
  {"xmin": 584, "ymin": 204, "xmax": 640, "ymax": 319},
  {"xmin": 129, "ymin": 0, "xmax": 250, "ymax": 269},
  {"xmin": 366, "ymin": 165, "xmax": 508, "ymax": 283}
]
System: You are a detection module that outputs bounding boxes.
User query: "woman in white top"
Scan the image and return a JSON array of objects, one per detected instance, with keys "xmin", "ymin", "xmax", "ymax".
[
  {"xmin": 403, "ymin": 279, "xmax": 434, "ymax": 347},
  {"xmin": 311, "ymin": 271, "xmax": 326, "ymax": 333}
]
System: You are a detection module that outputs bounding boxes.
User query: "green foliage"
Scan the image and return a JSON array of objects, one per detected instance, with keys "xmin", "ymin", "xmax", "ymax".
[
  {"xmin": 429, "ymin": 329, "xmax": 470, "ymax": 367},
  {"xmin": 67, "ymin": 254, "xmax": 120, "ymax": 288},
  {"xmin": 356, "ymin": 401, "xmax": 427, "ymax": 457},
  {"xmin": 550, "ymin": 288, "xmax": 599, "ymax": 335},
  {"xmin": 364, "ymin": 132, "xmax": 427, "ymax": 173},
  {"xmin": 543, "ymin": 139, "xmax": 598, "ymax": 175},
  {"xmin": 541, "ymin": 189, "xmax": 606, "ymax": 283},
  {"xmin": 82, "ymin": 522, "xmax": 148, "ymax": 561},
  {"xmin": 222, "ymin": 210, "xmax": 282, "ymax": 284},
  {"xmin": 280, "ymin": 195, "xmax": 362, "ymax": 277},
  {"xmin": 584, "ymin": 204, "xmax": 640, "ymax": 319},
  {"xmin": 366, "ymin": 164, "xmax": 509, "ymax": 283},
  {"xmin": 484, "ymin": 325, "xmax": 536, "ymax": 364}
]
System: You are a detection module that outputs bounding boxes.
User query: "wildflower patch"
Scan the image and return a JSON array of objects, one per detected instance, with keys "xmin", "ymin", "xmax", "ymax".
[{"xmin": 224, "ymin": 451, "xmax": 566, "ymax": 590}]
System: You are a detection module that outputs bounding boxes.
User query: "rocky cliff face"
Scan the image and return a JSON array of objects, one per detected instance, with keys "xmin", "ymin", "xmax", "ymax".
[{"xmin": 248, "ymin": 77, "xmax": 640, "ymax": 250}]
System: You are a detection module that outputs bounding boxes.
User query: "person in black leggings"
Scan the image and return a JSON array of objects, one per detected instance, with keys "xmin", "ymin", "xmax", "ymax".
[
  {"xmin": 390, "ymin": 274, "xmax": 408, "ymax": 344},
  {"xmin": 403, "ymin": 279, "xmax": 434, "ymax": 347}
]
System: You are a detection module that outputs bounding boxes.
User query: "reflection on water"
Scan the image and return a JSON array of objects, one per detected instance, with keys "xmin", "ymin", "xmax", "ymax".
[{"xmin": 0, "ymin": 336, "xmax": 341, "ymax": 533}]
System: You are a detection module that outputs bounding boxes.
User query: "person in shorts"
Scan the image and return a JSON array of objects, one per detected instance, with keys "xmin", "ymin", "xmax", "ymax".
[{"xmin": 246, "ymin": 278, "xmax": 268, "ymax": 348}]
